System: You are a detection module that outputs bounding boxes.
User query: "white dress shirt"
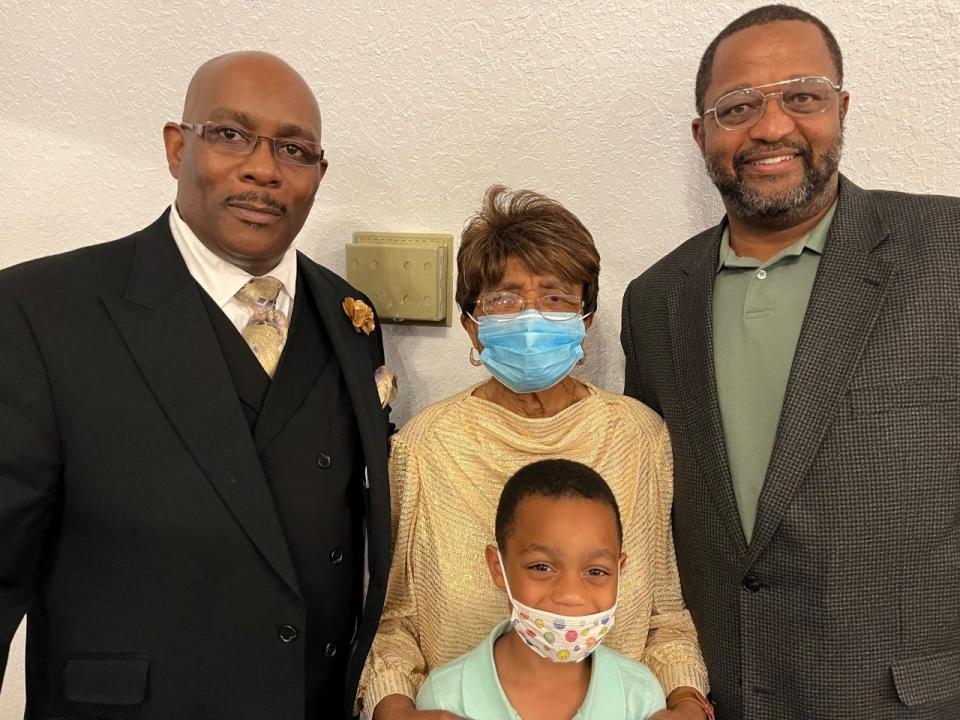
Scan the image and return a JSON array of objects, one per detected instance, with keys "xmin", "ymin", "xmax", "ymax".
[{"xmin": 168, "ymin": 203, "xmax": 297, "ymax": 333}]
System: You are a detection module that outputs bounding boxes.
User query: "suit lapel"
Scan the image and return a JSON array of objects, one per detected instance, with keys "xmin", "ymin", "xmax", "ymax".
[
  {"xmin": 102, "ymin": 212, "xmax": 301, "ymax": 597},
  {"xmin": 668, "ymin": 225, "xmax": 749, "ymax": 556},
  {"xmin": 747, "ymin": 178, "xmax": 897, "ymax": 560},
  {"xmin": 297, "ymin": 256, "xmax": 388, "ymax": 474}
]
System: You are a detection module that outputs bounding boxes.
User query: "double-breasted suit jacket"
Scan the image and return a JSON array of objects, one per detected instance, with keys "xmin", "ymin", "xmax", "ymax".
[
  {"xmin": 0, "ymin": 211, "xmax": 391, "ymax": 719},
  {"xmin": 622, "ymin": 177, "xmax": 960, "ymax": 719}
]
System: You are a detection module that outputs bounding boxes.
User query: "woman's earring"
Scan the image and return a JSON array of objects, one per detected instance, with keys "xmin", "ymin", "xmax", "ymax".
[{"xmin": 469, "ymin": 347, "xmax": 482, "ymax": 366}]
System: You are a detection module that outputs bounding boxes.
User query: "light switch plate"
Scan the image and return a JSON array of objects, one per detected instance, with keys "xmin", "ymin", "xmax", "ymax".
[{"xmin": 346, "ymin": 231, "xmax": 454, "ymax": 326}]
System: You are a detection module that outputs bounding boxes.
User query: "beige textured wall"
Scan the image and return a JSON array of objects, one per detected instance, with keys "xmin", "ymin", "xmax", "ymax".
[{"xmin": 2, "ymin": 0, "xmax": 959, "ymax": 713}]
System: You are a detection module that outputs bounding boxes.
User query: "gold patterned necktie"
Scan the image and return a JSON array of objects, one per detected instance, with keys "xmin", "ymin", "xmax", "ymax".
[{"xmin": 234, "ymin": 276, "xmax": 288, "ymax": 377}]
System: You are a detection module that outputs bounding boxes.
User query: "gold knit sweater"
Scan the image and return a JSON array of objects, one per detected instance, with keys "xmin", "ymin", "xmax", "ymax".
[{"xmin": 358, "ymin": 380, "xmax": 708, "ymax": 713}]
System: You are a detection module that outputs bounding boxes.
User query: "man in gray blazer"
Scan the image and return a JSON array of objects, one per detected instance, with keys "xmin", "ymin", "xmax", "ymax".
[{"xmin": 621, "ymin": 5, "xmax": 960, "ymax": 719}]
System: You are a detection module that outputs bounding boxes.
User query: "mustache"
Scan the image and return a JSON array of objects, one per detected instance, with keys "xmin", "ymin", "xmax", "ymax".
[
  {"xmin": 734, "ymin": 140, "xmax": 812, "ymax": 168},
  {"xmin": 224, "ymin": 192, "xmax": 286, "ymax": 214}
]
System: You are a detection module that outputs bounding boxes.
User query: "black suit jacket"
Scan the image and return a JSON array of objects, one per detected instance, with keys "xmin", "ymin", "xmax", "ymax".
[
  {"xmin": 622, "ymin": 177, "xmax": 960, "ymax": 719},
  {"xmin": 0, "ymin": 212, "xmax": 391, "ymax": 719}
]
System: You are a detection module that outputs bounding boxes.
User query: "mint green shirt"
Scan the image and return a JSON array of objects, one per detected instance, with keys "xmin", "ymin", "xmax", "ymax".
[
  {"xmin": 416, "ymin": 620, "xmax": 666, "ymax": 719},
  {"xmin": 712, "ymin": 202, "xmax": 837, "ymax": 542}
]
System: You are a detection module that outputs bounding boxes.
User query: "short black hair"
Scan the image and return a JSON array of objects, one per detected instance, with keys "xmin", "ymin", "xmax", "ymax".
[
  {"xmin": 695, "ymin": 4, "xmax": 844, "ymax": 116},
  {"xmin": 495, "ymin": 459, "xmax": 622, "ymax": 553}
]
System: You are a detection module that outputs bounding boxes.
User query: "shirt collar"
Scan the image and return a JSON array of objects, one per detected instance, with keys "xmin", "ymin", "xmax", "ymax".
[
  {"xmin": 716, "ymin": 199, "xmax": 838, "ymax": 273},
  {"xmin": 462, "ymin": 620, "xmax": 520, "ymax": 718},
  {"xmin": 168, "ymin": 202, "xmax": 298, "ymax": 308},
  {"xmin": 578, "ymin": 645, "xmax": 625, "ymax": 717},
  {"xmin": 461, "ymin": 619, "xmax": 621, "ymax": 719}
]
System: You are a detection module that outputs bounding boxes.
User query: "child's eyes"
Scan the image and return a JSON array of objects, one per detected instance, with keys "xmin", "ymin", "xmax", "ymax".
[{"xmin": 523, "ymin": 564, "xmax": 613, "ymax": 576}]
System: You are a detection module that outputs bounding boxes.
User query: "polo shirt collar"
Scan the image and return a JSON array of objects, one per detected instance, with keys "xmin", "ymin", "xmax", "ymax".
[
  {"xmin": 461, "ymin": 620, "xmax": 623, "ymax": 719},
  {"xmin": 716, "ymin": 199, "xmax": 838, "ymax": 273},
  {"xmin": 462, "ymin": 620, "xmax": 520, "ymax": 719},
  {"xmin": 578, "ymin": 646, "xmax": 625, "ymax": 717}
]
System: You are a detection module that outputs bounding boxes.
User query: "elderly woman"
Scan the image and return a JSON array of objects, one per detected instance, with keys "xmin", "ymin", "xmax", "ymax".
[{"xmin": 359, "ymin": 186, "xmax": 710, "ymax": 720}]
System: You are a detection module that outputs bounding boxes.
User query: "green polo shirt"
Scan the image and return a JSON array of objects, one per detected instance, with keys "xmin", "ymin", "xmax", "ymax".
[
  {"xmin": 416, "ymin": 620, "xmax": 666, "ymax": 719},
  {"xmin": 713, "ymin": 202, "xmax": 837, "ymax": 542}
]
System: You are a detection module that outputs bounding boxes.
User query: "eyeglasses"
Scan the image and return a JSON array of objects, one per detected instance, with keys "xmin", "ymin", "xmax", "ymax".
[
  {"xmin": 179, "ymin": 122, "xmax": 325, "ymax": 167},
  {"xmin": 702, "ymin": 76, "xmax": 843, "ymax": 130},
  {"xmin": 476, "ymin": 291, "xmax": 586, "ymax": 321}
]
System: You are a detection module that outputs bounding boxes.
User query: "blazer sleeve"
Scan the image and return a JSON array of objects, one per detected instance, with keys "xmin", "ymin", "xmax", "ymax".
[
  {"xmin": 0, "ymin": 285, "xmax": 61, "ymax": 686},
  {"xmin": 356, "ymin": 429, "xmax": 427, "ymax": 713},
  {"xmin": 640, "ymin": 421, "xmax": 710, "ymax": 696}
]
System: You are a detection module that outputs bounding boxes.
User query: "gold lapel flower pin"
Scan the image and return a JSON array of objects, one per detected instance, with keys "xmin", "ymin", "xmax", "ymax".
[{"xmin": 343, "ymin": 297, "xmax": 375, "ymax": 335}]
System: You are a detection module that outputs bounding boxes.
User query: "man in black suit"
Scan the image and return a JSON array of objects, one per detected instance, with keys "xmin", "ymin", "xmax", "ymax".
[
  {"xmin": 0, "ymin": 51, "xmax": 392, "ymax": 719},
  {"xmin": 622, "ymin": 5, "xmax": 960, "ymax": 719}
]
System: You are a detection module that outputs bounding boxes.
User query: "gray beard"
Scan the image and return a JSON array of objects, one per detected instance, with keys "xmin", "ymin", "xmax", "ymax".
[{"xmin": 706, "ymin": 131, "xmax": 843, "ymax": 228}]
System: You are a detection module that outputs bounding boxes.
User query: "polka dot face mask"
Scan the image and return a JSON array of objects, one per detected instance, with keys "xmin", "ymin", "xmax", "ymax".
[{"xmin": 497, "ymin": 549, "xmax": 618, "ymax": 664}]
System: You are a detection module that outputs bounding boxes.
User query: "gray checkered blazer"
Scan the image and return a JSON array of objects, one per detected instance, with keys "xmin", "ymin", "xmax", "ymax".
[{"xmin": 621, "ymin": 176, "xmax": 960, "ymax": 719}]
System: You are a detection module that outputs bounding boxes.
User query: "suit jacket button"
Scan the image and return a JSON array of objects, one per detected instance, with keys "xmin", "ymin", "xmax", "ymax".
[
  {"xmin": 316, "ymin": 452, "xmax": 332, "ymax": 469},
  {"xmin": 279, "ymin": 625, "xmax": 299, "ymax": 643},
  {"xmin": 329, "ymin": 547, "xmax": 344, "ymax": 565},
  {"xmin": 742, "ymin": 574, "xmax": 763, "ymax": 593},
  {"xmin": 324, "ymin": 642, "xmax": 338, "ymax": 657}
]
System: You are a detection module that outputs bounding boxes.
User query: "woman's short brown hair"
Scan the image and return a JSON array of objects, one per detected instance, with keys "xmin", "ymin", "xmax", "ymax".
[{"xmin": 456, "ymin": 185, "xmax": 600, "ymax": 316}]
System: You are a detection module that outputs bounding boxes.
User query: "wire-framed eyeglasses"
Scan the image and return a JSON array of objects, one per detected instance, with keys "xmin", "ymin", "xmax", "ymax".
[
  {"xmin": 180, "ymin": 122, "xmax": 325, "ymax": 167},
  {"xmin": 701, "ymin": 76, "xmax": 843, "ymax": 131},
  {"xmin": 473, "ymin": 291, "xmax": 588, "ymax": 322}
]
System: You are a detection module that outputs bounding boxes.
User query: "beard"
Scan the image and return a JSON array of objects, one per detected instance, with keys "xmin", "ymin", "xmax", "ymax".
[{"xmin": 705, "ymin": 129, "xmax": 843, "ymax": 226}]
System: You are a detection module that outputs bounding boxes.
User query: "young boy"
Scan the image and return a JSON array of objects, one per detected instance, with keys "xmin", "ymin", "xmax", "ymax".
[{"xmin": 416, "ymin": 459, "xmax": 667, "ymax": 719}]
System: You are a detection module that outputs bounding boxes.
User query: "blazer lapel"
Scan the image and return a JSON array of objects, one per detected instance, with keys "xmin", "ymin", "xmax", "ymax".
[
  {"xmin": 747, "ymin": 177, "xmax": 897, "ymax": 561},
  {"xmin": 668, "ymin": 225, "xmax": 749, "ymax": 556},
  {"xmin": 102, "ymin": 212, "xmax": 301, "ymax": 597}
]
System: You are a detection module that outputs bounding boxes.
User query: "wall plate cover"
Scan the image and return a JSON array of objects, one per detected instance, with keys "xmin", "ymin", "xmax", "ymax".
[{"xmin": 346, "ymin": 231, "xmax": 454, "ymax": 326}]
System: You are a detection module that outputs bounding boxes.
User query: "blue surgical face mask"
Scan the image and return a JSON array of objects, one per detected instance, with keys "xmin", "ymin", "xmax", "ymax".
[{"xmin": 471, "ymin": 310, "xmax": 587, "ymax": 393}]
